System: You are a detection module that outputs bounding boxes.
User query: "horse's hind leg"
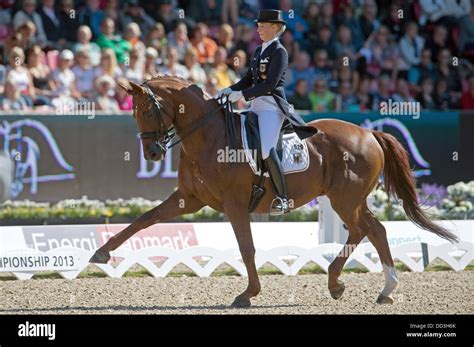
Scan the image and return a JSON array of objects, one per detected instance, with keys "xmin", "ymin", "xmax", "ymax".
[
  {"xmin": 326, "ymin": 199, "xmax": 369, "ymax": 300},
  {"xmin": 364, "ymin": 211, "xmax": 399, "ymax": 304}
]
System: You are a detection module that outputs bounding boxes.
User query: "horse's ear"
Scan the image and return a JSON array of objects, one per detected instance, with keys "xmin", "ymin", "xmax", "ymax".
[
  {"xmin": 118, "ymin": 80, "xmax": 133, "ymax": 94},
  {"xmin": 128, "ymin": 81, "xmax": 145, "ymax": 95}
]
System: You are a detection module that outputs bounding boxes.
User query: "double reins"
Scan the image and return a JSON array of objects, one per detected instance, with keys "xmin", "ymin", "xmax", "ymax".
[{"xmin": 138, "ymin": 83, "xmax": 233, "ymax": 152}]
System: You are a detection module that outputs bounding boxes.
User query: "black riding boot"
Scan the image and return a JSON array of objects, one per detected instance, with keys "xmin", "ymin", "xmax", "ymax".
[{"xmin": 264, "ymin": 148, "xmax": 290, "ymax": 215}]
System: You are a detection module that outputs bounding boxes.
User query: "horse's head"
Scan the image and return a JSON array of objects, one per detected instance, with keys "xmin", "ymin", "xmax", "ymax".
[{"xmin": 119, "ymin": 80, "xmax": 176, "ymax": 161}]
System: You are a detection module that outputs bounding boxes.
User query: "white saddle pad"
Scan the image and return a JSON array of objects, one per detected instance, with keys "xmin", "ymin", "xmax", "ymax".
[{"xmin": 240, "ymin": 114, "xmax": 310, "ymax": 176}]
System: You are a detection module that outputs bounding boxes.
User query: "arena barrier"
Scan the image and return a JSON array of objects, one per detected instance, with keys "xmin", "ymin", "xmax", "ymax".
[{"xmin": 0, "ymin": 221, "xmax": 472, "ymax": 279}]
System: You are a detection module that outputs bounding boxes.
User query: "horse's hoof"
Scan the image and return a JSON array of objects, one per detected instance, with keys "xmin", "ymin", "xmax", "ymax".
[
  {"xmin": 376, "ymin": 294, "xmax": 394, "ymax": 304},
  {"xmin": 231, "ymin": 296, "xmax": 251, "ymax": 308},
  {"xmin": 329, "ymin": 282, "xmax": 345, "ymax": 300},
  {"xmin": 89, "ymin": 250, "xmax": 111, "ymax": 264}
]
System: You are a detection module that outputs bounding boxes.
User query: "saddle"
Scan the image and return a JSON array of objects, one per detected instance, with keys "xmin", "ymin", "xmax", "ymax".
[
  {"xmin": 240, "ymin": 111, "xmax": 309, "ymax": 212},
  {"xmin": 242, "ymin": 110, "xmax": 292, "ymax": 172}
]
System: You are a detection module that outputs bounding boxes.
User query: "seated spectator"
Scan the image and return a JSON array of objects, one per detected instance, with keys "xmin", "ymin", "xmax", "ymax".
[
  {"xmin": 309, "ymin": 79, "xmax": 335, "ymax": 112},
  {"xmin": 190, "ymin": 23, "xmax": 218, "ymax": 65},
  {"xmin": 399, "ymin": 22, "xmax": 425, "ymax": 70},
  {"xmin": 459, "ymin": 4, "xmax": 474, "ymax": 54},
  {"xmin": 59, "ymin": 0, "xmax": 80, "ymax": 43},
  {"xmin": 159, "ymin": 46, "xmax": 189, "ymax": 79},
  {"xmin": 27, "ymin": 44, "xmax": 53, "ymax": 105},
  {"xmin": 208, "ymin": 47, "xmax": 237, "ymax": 89},
  {"xmin": 424, "ymin": 25, "xmax": 449, "ymax": 63},
  {"xmin": 115, "ymin": 77, "xmax": 133, "ymax": 111},
  {"xmin": 417, "ymin": 77, "xmax": 436, "ymax": 110},
  {"xmin": 216, "ymin": 24, "xmax": 235, "ymax": 53},
  {"xmin": 6, "ymin": 47, "xmax": 35, "ymax": 105},
  {"xmin": 95, "ymin": 17, "xmax": 131, "ymax": 65},
  {"xmin": 93, "ymin": 48, "xmax": 124, "ymax": 82},
  {"xmin": 72, "ymin": 48, "xmax": 95, "ymax": 100},
  {"xmin": 434, "ymin": 48, "xmax": 462, "ymax": 106},
  {"xmin": 392, "ymin": 78, "xmax": 417, "ymax": 103},
  {"xmin": 103, "ymin": 0, "xmax": 122, "ymax": 33},
  {"xmin": 461, "ymin": 75, "xmax": 474, "ymax": 109},
  {"xmin": 230, "ymin": 49, "xmax": 248, "ymax": 79},
  {"xmin": 183, "ymin": 49, "xmax": 207, "ymax": 88},
  {"xmin": 51, "ymin": 49, "xmax": 81, "ymax": 108},
  {"xmin": 72, "ymin": 25, "xmax": 101, "ymax": 67},
  {"xmin": 280, "ymin": 30, "xmax": 300, "ymax": 64},
  {"xmin": 355, "ymin": 76, "xmax": 374, "ymax": 111},
  {"xmin": 336, "ymin": 3, "xmax": 364, "ymax": 50},
  {"xmin": 121, "ymin": 0, "xmax": 155, "ymax": 37},
  {"xmin": 167, "ymin": 21, "xmax": 192, "ymax": 61},
  {"xmin": 359, "ymin": 0, "xmax": 380, "ymax": 40},
  {"xmin": 154, "ymin": 0, "xmax": 179, "ymax": 33},
  {"xmin": 221, "ymin": 0, "xmax": 239, "ymax": 26},
  {"xmin": 382, "ymin": 3, "xmax": 404, "ymax": 41},
  {"xmin": 1, "ymin": 79, "xmax": 31, "ymax": 111},
  {"xmin": 280, "ymin": 0, "xmax": 309, "ymax": 42},
  {"xmin": 143, "ymin": 47, "xmax": 159, "ymax": 80},
  {"xmin": 334, "ymin": 25, "xmax": 357, "ymax": 63},
  {"xmin": 335, "ymin": 81, "xmax": 359, "ymax": 112},
  {"xmin": 145, "ymin": 22, "xmax": 168, "ymax": 58},
  {"xmin": 288, "ymin": 79, "xmax": 312, "ymax": 111},
  {"xmin": 304, "ymin": 2, "xmax": 321, "ymax": 46},
  {"xmin": 0, "ymin": 4, "xmax": 12, "ymax": 45},
  {"xmin": 286, "ymin": 51, "xmax": 316, "ymax": 95},
  {"xmin": 312, "ymin": 25, "xmax": 337, "ymax": 60},
  {"xmin": 16, "ymin": 21, "xmax": 36, "ymax": 52},
  {"xmin": 433, "ymin": 79, "xmax": 450, "ymax": 110},
  {"xmin": 313, "ymin": 49, "xmax": 332, "ymax": 83},
  {"xmin": 419, "ymin": 0, "xmax": 470, "ymax": 26},
  {"xmin": 13, "ymin": 0, "xmax": 47, "ymax": 47},
  {"xmin": 124, "ymin": 22, "xmax": 145, "ymax": 53},
  {"xmin": 38, "ymin": 0, "xmax": 64, "ymax": 48},
  {"xmin": 365, "ymin": 25, "xmax": 401, "ymax": 78},
  {"xmin": 407, "ymin": 48, "xmax": 437, "ymax": 86},
  {"xmin": 234, "ymin": 24, "xmax": 255, "ymax": 59},
  {"xmin": 123, "ymin": 47, "xmax": 144, "ymax": 84},
  {"xmin": 79, "ymin": 0, "xmax": 103, "ymax": 40},
  {"xmin": 333, "ymin": 63, "xmax": 360, "ymax": 94},
  {"xmin": 371, "ymin": 74, "xmax": 393, "ymax": 111},
  {"xmin": 94, "ymin": 75, "xmax": 120, "ymax": 112}
]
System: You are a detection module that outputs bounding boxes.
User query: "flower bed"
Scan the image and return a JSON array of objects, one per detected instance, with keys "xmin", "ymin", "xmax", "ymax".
[{"xmin": 0, "ymin": 181, "xmax": 472, "ymax": 224}]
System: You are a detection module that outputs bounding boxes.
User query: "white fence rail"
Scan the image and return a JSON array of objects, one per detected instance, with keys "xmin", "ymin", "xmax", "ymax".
[{"xmin": 1, "ymin": 241, "xmax": 472, "ymax": 280}]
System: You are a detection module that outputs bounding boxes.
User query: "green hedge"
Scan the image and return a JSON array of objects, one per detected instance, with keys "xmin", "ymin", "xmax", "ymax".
[{"xmin": 1, "ymin": 181, "xmax": 472, "ymax": 223}]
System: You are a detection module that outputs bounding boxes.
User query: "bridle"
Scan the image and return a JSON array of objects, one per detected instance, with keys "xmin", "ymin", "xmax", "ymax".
[
  {"xmin": 134, "ymin": 82, "xmax": 230, "ymax": 154},
  {"xmin": 135, "ymin": 84, "xmax": 177, "ymax": 153}
]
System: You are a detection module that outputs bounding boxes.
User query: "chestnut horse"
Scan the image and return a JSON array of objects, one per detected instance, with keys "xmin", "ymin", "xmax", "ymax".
[{"xmin": 90, "ymin": 76, "xmax": 458, "ymax": 307}]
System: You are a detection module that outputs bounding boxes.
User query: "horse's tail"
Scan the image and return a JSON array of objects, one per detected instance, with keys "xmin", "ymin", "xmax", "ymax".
[{"xmin": 372, "ymin": 131, "xmax": 459, "ymax": 243}]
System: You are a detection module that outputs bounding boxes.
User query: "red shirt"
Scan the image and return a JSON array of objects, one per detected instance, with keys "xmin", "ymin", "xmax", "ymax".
[{"xmin": 461, "ymin": 91, "xmax": 474, "ymax": 109}]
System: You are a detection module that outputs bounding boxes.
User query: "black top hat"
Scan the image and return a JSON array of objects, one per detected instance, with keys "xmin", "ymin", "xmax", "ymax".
[{"xmin": 255, "ymin": 9, "xmax": 286, "ymax": 25}]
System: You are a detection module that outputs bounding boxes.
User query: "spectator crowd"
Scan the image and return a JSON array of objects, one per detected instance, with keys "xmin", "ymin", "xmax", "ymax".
[{"xmin": 1, "ymin": 0, "xmax": 474, "ymax": 112}]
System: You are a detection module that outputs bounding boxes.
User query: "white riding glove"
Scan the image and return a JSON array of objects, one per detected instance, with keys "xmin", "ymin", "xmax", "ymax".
[
  {"xmin": 228, "ymin": 91, "xmax": 243, "ymax": 102},
  {"xmin": 217, "ymin": 87, "xmax": 232, "ymax": 98}
]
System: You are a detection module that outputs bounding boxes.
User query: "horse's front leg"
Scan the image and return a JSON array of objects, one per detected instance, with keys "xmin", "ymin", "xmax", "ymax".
[
  {"xmin": 224, "ymin": 201, "xmax": 261, "ymax": 308},
  {"xmin": 89, "ymin": 191, "xmax": 204, "ymax": 263}
]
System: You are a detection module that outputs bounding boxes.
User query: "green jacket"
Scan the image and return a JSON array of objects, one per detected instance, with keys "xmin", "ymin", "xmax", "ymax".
[{"xmin": 95, "ymin": 34, "xmax": 131, "ymax": 64}]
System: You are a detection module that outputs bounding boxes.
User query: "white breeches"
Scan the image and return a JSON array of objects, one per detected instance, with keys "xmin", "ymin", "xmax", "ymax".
[{"xmin": 257, "ymin": 110, "xmax": 285, "ymax": 159}]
